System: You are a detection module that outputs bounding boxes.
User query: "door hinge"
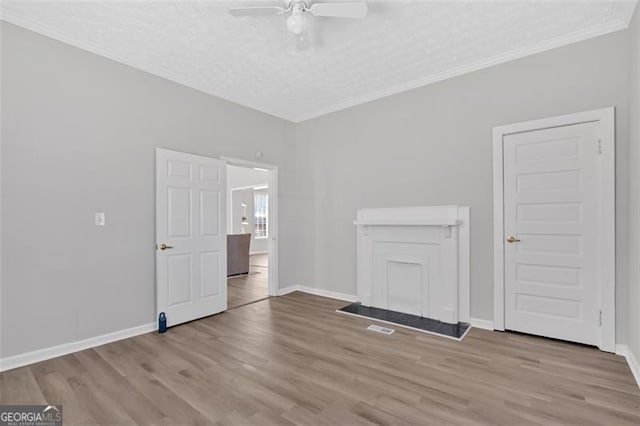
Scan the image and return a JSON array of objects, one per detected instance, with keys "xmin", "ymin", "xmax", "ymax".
[
  {"xmin": 599, "ymin": 310, "xmax": 603, "ymax": 326},
  {"xmin": 597, "ymin": 139, "xmax": 602, "ymax": 155}
]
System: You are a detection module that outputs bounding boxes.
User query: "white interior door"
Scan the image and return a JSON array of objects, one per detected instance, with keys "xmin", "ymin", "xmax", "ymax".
[
  {"xmin": 156, "ymin": 148, "xmax": 227, "ymax": 328},
  {"xmin": 503, "ymin": 122, "xmax": 601, "ymax": 346}
]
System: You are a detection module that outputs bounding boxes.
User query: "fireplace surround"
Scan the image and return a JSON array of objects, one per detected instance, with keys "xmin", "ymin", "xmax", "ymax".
[{"xmin": 353, "ymin": 206, "xmax": 470, "ymax": 324}]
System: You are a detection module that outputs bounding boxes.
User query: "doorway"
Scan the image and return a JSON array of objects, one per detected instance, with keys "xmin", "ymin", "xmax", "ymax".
[
  {"xmin": 155, "ymin": 150, "xmax": 279, "ymax": 330},
  {"xmin": 224, "ymin": 158, "xmax": 278, "ymax": 309},
  {"xmin": 492, "ymin": 108, "xmax": 615, "ymax": 352}
]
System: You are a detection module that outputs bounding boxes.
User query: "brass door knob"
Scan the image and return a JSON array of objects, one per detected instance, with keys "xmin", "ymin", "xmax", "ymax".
[
  {"xmin": 157, "ymin": 243, "xmax": 174, "ymax": 250},
  {"xmin": 506, "ymin": 236, "xmax": 521, "ymax": 243}
]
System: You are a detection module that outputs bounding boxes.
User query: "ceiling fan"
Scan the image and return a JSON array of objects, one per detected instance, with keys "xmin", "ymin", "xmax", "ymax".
[{"xmin": 229, "ymin": 1, "xmax": 369, "ymax": 50}]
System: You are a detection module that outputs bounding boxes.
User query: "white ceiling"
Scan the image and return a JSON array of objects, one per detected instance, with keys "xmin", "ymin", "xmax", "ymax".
[{"xmin": 1, "ymin": 1, "xmax": 637, "ymax": 122}]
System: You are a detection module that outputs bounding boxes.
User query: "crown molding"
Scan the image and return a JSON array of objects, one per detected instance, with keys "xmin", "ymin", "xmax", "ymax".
[
  {"xmin": 289, "ymin": 18, "xmax": 630, "ymax": 122},
  {"xmin": 0, "ymin": 7, "xmax": 632, "ymax": 124}
]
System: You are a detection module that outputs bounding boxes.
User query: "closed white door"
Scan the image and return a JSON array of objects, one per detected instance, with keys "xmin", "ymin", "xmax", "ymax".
[
  {"xmin": 503, "ymin": 122, "xmax": 600, "ymax": 346},
  {"xmin": 156, "ymin": 148, "xmax": 227, "ymax": 328}
]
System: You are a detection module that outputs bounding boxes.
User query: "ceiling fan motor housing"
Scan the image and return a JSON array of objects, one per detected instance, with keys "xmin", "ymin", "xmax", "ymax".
[
  {"xmin": 228, "ymin": 1, "xmax": 368, "ymax": 48},
  {"xmin": 286, "ymin": 2, "xmax": 310, "ymax": 35}
]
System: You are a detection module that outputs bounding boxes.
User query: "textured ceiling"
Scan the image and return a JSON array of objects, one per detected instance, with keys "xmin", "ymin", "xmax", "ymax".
[{"xmin": 1, "ymin": 1, "xmax": 637, "ymax": 122}]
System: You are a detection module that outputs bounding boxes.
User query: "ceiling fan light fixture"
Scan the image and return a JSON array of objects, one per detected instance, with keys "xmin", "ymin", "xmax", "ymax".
[
  {"xmin": 286, "ymin": 8, "xmax": 309, "ymax": 35},
  {"xmin": 229, "ymin": 1, "xmax": 369, "ymax": 49}
]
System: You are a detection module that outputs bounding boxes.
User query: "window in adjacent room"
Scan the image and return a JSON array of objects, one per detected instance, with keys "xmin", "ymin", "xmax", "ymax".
[{"xmin": 254, "ymin": 190, "xmax": 268, "ymax": 238}]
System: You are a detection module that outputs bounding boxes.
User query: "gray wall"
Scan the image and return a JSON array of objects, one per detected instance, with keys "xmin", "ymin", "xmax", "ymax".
[
  {"xmin": 628, "ymin": 6, "xmax": 640, "ymax": 364},
  {"xmin": 230, "ymin": 187, "xmax": 269, "ymax": 254},
  {"xmin": 0, "ymin": 22, "xmax": 300, "ymax": 357},
  {"xmin": 231, "ymin": 188, "xmax": 254, "ymax": 235},
  {"xmin": 293, "ymin": 29, "xmax": 631, "ymax": 337}
]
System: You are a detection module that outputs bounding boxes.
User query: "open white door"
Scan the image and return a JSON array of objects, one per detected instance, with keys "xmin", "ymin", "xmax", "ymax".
[{"xmin": 156, "ymin": 148, "xmax": 227, "ymax": 328}]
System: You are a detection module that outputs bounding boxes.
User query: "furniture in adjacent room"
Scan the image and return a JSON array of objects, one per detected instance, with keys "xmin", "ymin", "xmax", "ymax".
[{"xmin": 227, "ymin": 233, "xmax": 252, "ymax": 276}]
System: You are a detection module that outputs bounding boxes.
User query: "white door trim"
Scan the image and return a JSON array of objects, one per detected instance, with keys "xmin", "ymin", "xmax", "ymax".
[
  {"xmin": 492, "ymin": 107, "xmax": 615, "ymax": 352},
  {"xmin": 221, "ymin": 156, "xmax": 279, "ymax": 298}
]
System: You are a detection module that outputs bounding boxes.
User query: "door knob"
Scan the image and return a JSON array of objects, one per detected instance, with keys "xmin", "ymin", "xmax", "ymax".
[
  {"xmin": 506, "ymin": 235, "xmax": 521, "ymax": 243},
  {"xmin": 157, "ymin": 243, "xmax": 174, "ymax": 250}
]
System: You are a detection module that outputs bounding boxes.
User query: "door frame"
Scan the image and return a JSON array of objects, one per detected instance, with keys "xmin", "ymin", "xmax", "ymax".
[
  {"xmin": 492, "ymin": 107, "xmax": 615, "ymax": 352},
  {"xmin": 222, "ymin": 156, "xmax": 279, "ymax": 297}
]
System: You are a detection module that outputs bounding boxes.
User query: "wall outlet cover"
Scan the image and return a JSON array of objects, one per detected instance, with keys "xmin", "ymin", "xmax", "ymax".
[{"xmin": 95, "ymin": 213, "xmax": 106, "ymax": 226}]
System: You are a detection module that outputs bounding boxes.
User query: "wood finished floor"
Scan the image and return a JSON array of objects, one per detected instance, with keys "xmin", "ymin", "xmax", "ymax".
[
  {"xmin": 227, "ymin": 255, "xmax": 268, "ymax": 309},
  {"xmin": 1, "ymin": 292, "xmax": 639, "ymax": 425}
]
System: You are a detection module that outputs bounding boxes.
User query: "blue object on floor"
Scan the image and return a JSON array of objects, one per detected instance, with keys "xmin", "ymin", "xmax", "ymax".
[{"xmin": 158, "ymin": 312, "xmax": 167, "ymax": 333}]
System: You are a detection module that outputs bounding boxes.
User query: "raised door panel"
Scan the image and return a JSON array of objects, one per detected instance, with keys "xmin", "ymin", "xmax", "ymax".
[
  {"xmin": 200, "ymin": 190, "xmax": 220, "ymax": 237},
  {"xmin": 167, "ymin": 254, "xmax": 192, "ymax": 306},
  {"xmin": 168, "ymin": 188, "xmax": 192, "ymax": 238}
]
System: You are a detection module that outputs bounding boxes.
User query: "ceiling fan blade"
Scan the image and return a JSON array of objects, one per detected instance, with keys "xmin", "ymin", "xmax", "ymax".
[
  {"xmin": 309, "ymin": 2, "xmax": 368, "ymax": 19},
  {"xmin": 228, "ymin": 6, "xmax": 285, "ymax": 17}
]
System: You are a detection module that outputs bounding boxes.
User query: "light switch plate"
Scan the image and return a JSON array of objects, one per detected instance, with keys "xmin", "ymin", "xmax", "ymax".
[{"xmin": 95, "ymin": 212, "xmax": 105, "ymax": 226}]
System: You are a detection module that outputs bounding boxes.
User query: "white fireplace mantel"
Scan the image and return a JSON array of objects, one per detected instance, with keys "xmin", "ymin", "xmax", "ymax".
[
  {"xmin": 354, "ymin": 206, "xmax": 470, "ymax": 324},
  {"xmin": 353, "ymin": 205, "xmax": 464, "ymax": 225},
  {"xmin": 353, "ymin": 219, "xmax": 461, "ymax": 226}
]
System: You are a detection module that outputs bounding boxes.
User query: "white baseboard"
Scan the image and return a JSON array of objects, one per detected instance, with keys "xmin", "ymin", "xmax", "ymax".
[
  {"xmin": 470, "ymin": 317, "xmax": 495, "ymax": 331},
  {"xmin": 276, "ymin": 285, "xmax": 299, "ymax": 296},
  {"xmin": 297, "ymin": 286, "xmax": 358, "ymax": 302},
  {"xmin": 615, "ymin": 344, "xmax": 640, "ymax": 389},
  {"xmin": 276, "ymin": 285, "xmax": 357, "ymax": 302},
  {"xmin": 0, "ymin": 322, "xmax": 156, "ymax": 372}
]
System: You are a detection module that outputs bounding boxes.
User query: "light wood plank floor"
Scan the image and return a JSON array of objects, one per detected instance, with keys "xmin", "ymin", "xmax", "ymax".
[
  {"xmin": 227, "ymin": 255, "xmax": 268, "ymax": 309},
  {"xmin": 1, "ymin": 292, "xmax": 639, "ymax": 425}
]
